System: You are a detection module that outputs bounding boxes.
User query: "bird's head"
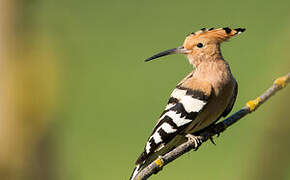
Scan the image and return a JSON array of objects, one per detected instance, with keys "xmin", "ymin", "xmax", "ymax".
[{"xmin": 145, "ymin": 27, "xmax": 245, "ymax": 66}]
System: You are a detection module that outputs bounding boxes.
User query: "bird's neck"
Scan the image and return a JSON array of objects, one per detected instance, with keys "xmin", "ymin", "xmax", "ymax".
[
  {"xmin": 193, "ymin": 59, "xmax": 233, "ymax": 92},
  {"xmin": 191, "ymin": 52, "xmax": 222, "ymax": 67}
]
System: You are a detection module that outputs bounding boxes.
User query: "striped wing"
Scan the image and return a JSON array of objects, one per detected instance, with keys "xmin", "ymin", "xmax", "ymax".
[{"xmin": 136, "ymin": 86, "xmax": 210, "ymax": 164}]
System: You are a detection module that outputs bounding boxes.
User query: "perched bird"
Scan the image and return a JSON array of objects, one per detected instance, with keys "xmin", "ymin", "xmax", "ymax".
[{"xmin": 130, "ymin": 27, "xmax": 245, "ymax": 180}]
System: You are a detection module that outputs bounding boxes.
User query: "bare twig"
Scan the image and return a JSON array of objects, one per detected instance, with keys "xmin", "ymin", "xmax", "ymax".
[{"xmin": 135, "ymin": 73, "xmax": 290, "ymax": 180}]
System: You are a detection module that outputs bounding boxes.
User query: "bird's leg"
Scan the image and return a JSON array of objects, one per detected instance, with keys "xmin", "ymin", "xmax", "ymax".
[
  {"xmin": 203, "ymin": 123, "xmax": 226, "ymax": 145},
  {"xmin": 204, "ymin": 124, "xmax": 218, "ymax": 145},
  {"xmin": 185, "ymin": 134, "xmax": 202, "ymax": 151}
]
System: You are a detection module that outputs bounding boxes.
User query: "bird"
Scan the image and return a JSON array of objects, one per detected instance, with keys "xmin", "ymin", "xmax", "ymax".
[{"xmin": 129, "ymin": 27, "xmax": 245, "ymax": 180}]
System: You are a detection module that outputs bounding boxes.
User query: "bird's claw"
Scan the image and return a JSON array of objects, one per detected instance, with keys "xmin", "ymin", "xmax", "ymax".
[
  {"xmin": 216, "ymin": 132, "xmax": 221, "ymax": 137},
  {"xmin": 206, "ymin": 123, "xmax": 223, "ymax": 144},
  {"xmin": 186, "ymin": 134, "xmax": 202, "ymax": 151},
  {"xmin": 209, "ymin": 136, "xmax": 216, "ymax": 145}
]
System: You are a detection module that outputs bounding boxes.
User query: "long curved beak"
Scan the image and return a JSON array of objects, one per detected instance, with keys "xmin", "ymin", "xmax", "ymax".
[{"xmin": 145, "ymin": 46, "xmax": 189, "ymax": 62}]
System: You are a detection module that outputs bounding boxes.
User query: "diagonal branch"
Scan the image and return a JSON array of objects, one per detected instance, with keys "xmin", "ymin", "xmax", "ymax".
[{"xmin": 135, "ymin": 72, "xmax": 290, "ymax": 180}]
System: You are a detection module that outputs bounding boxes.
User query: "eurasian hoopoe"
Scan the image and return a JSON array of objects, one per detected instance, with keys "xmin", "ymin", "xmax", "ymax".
[{"xmin": 130, "ymin": 27, "xmax": 245, "ymax": 180}]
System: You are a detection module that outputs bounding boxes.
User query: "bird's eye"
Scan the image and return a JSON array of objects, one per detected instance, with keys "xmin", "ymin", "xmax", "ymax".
[{"xmin": 197, "ymin": 43, "xmax": 203, "ymax": 48}]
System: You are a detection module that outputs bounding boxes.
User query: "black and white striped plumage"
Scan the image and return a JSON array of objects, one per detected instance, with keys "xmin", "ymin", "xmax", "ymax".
[
  {"xmin": 130, "ymin": 86, "xmax": 211, "ymax": 179},
  {"xmin": 142, "ymin": 87, "xmax": 209, "ymax": 159}
]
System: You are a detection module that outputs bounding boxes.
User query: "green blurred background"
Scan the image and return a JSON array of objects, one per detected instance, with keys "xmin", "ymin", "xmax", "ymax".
[{"xmin": 1, "ymin": 0, "xmax": 289, "ymax": 180}]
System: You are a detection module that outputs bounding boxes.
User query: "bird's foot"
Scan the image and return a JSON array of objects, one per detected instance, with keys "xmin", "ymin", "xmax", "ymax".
[
  {"xmin": 204, "ymin": 123, "xmax": 227, "ymax": 145},
  {"xmin": 209, "ymin": 136, "xmax": 216, "ymax": 145},
  {"xmin": 205, "ymin": 125, "xmax": 218, "ymax": 145},
  {"xmin": 186, "ymin": 134, "xmax": 202, "ymax": 151}
]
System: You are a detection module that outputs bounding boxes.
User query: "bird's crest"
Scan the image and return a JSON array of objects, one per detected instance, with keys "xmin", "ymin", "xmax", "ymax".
[
  {"xmin": 183, "ymin": 27, "xmax": 245, "ymax": 51},
  {"xmin": 190, "ymin": 27, "xmax": 245, "ymax": 39}
]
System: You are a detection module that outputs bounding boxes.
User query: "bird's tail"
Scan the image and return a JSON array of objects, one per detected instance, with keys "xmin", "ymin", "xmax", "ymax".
[
  {"xmin": 129, "ymin": 135, "xmax": 187, "ymax": 179},
  {"xmin": 129, "ymin": 164, "xmax": 143, "ymax": 180}
]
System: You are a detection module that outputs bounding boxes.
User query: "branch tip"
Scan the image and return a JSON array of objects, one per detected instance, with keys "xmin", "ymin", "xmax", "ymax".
[{"xmin": 274, "ymin": 75, "xmax": 288, "ymax": 88}]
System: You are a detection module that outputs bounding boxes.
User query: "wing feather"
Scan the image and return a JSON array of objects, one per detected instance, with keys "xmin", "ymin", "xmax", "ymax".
[{"xmin": 135, "ymin": 85, "xmax": 210, "ymax": 165}]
